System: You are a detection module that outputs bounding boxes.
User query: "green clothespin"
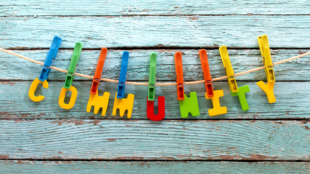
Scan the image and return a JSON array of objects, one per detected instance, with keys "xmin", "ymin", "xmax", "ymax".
[
  {"xmin": 64, "ymin": 42, "xmax": 82, "ymax": 89},
  {"xmin": 148, "ymin": 53, "xmax": 157, "ymax": 101}
]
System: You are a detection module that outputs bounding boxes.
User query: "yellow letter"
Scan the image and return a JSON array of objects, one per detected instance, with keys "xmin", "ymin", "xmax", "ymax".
[
  {"xmin": 28, "ymin": 78, "xmax": 49, "ymax": 102},
  {"xmin": 257, "ymin": 81, "xmax": 276, "ymax": 103},
  {"xmin": 86, "ymin": 91, "xmax": 110, "ymax": 116},
  {"xmin": 112, "ymin": 92, "xmax": 134, "ymax": 118},
  {"xmin": 58, "ymin": 86, "xmax": 78, "ymax": 110},
  {"xmin": 205, "ymin": 90, "xmax": 227, "ymax": 116}
]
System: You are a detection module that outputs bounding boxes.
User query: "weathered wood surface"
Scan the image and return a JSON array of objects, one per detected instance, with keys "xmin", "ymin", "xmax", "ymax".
[
  {"xmin": 1, "ymin": 49, "xmax": 309, "ymax": 81},
  {"xmin": 1, "ymin": 161, "xmax": 310, "ymax": 174},
  {"xmin": 1, "ymin": 81, "xmax": 309, "ymax": 119},
  {"xmin": 0, "ymin": 120, "xmax": 309, "ymax": 160},
  {"xmin": 2, "ymin": 16, "xmax": 310, "ymax": 48},
  {"xmin": 2, "ymin": 0, "xmax": 310, "ymax": 16},
  {"xmin": 1, "ymin": 0, "xmax": 310, "ymax": 172}
]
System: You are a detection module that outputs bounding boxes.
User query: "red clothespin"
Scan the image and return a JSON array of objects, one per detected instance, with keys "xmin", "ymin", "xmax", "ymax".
[
  {"xmin": 199, "ymin": 49, "xmax": 214, "ymax": 98},
  {"xmin": 90, "ymin": 48, "xmax": 107, "ymax": 94},
  {"xmin": 174, "ymin": 52, "xmax": 184, "ymax": 101}
]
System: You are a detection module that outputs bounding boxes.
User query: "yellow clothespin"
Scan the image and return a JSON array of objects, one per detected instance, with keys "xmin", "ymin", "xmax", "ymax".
[
  {"xmin": 219, "ymin": 46, "xmax": 250, "ymax": 111},
  {"xmin": 257, "ymin": 35, "xmax": 276, "ymax": 103},
  {"xmin": 219, "ymin": 46, "xmax": 238, "ymax": 93}
]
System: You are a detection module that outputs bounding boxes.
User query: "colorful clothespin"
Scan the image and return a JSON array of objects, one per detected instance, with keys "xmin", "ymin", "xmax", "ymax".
[
  {"xmin": 28, "ymin": 36, "xmax": 62, "ymax": 102},
  {"xmin": 219, "ymin": 46, "xmax": 250, "ymax": 111},
  {"xmin": 199, "ymin": 49, "xmax": 227, "ymax": 116},
  {"xmin": 174, "ymin": 52, "xmax": 200, "ymax": 118},
  {"xmin": 58, "ymin": 42, "xmax": 82, "ymax": 110},
  {"xmin": 117, "ymin": 51, "xmax": 128, "ymax": 99},
  {"xmin": 199, "ymin": 49, "xmax": 214, "ymax": 98},
  {"xmin": 147, "ymin": 53, "xmax": 165, "ymax": 121},
  {"xmin": 86, "ymin": 47, "xmax": 110, "ymax": 116},
  {"xmin": 175, "ymin": 52, "xmax": 185, "ymax": 101},
  {"xmin": 113, "ymin": 51, "xmax": 135, "ymax": 118},
  {"xmin": 257, "ymin": 35, "xmax": 276, "ymax": 103}
]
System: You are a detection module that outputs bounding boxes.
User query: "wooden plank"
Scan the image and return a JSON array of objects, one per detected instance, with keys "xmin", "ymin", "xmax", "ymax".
[
  {"xmin": 1, "ymin": 161, "xmax": 310, "ymax": 173},
  {"xmin": 0, "ymin": 120, "xmax": 309, "ymax": 160},
  {"xmin": 1, "ymin": 16, "xmax": 310, "ymax": 48},
  {"xmin": 1, "ymin": 49, "xmax": 309, "ymax": 81},
  {"xmin": 1, "ymin": 0, "xmax": 310, "ymax": 16},
  {"xmin": 0, "ymin": 81, "xmax": 309, "ymax": 119}
]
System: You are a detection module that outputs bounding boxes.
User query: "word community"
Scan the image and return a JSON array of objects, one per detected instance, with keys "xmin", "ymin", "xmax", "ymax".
[{"xmin": 28, "ymin": 35, "xmax": 276, "ymax": 121}]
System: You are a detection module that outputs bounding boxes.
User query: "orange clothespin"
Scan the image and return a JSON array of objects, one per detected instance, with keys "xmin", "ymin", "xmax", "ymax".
[
  {"xmin": 90, "ymin": 48, "xmax": 107, "ymax": 95},
  {"xmin": 199, "ymin": 49, "xmax": 214, "ymax": 98},
  {"xmin": 199, "ymin": 49, "xmax": 227, "ymax": 116},
  {"xmin": 174, "ymin": 52, "xmax": 184, "ymax": 101},
  {"xmin": 174, "ymin": 52, "xmax": 200, "ymax": 118},
  {"xmin": 86, "ymin": 47, "xmax": 110, "ymax": 116}
]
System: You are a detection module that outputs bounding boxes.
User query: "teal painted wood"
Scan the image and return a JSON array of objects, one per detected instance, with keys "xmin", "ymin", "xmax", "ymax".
[
  {"xmin": 1, "ymin": 0, "xmax": 310, "ymax": 168},
  {"xmin": 0, "ymin": 120, "xmax": 309, "ymax": 160},
  {"xmin": 0, "ymin": 81, "xmax": 309, "ymax": 119},
  {"xmin": 1, "ymin": 161, "xmax": 310, "ymax": 174},
  {"xmin": 1, "ymin": 49, "xmax": 309, "ymax": 81},
  {"xmin": 1, "ymin": 0, "xmax": 310, "ymax": 16},
  {"xmin": 1, "ymin": 16, "xmax": 310, "ymax": 48}
]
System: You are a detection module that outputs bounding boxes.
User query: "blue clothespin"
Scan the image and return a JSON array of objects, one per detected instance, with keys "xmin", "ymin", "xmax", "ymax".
[
  {"xmin": 117, "ymin": 51, "xmax": 129, "ymax": 99},
  {"xmin": 39, "ymin": 36, "xmax": 62, "ymax": 82}
]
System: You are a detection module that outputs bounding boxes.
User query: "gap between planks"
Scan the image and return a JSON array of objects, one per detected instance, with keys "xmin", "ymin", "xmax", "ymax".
[
  {"xmin": 2, "ymin": 159, "xmax": 310, "ymax": 162},
  {"xmin": 2, "ymin": 79, "xmax": 309, "ymax": 83},
  {"xmin": 1, "ymin": 119, "xmax": 310, "ymax": 121},
  {"xmin": 3, "ymin": 14, "xmax": 310, "ymax": 18},
  {"xmin": 5, "ymin": 47, "xmax": 310, "ymax": 51}
]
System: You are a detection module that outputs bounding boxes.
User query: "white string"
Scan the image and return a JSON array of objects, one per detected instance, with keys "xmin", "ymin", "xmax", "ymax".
[{"xmin": 1, "ymin": 47, "xmax": 310, "ymax": 86}]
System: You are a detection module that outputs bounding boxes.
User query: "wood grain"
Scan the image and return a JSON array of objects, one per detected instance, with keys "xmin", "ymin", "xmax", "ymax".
[
  {"xmin": 0, "ymin": 120, "xmax": 309, "ymax": 160},
  {"xmin": 1, "ymin": 16, "xmax": 310, "ymax": 48},
  {"xmin": 2, "ymin": 0, "xmax": 310, "ymax": 16},
  {"xmin": 0, "ymin": 81, "xmax": 309, "ymax": 119},
  {"xmin": 1, "ymin": 0, "xmax": 310, "ymax": 170},
  {"xmin": 1, "ymin": 161, "xmax": 310, "ymax": 174},
  {"xmin": 1, "ymin": 49, "xmax": 309, "ymax": 81}
]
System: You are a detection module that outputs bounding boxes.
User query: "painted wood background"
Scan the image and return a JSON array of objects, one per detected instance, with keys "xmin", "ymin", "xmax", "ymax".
[{"xmin": 1, "ymin": 0, "xmax": 310, "ymax": 173}]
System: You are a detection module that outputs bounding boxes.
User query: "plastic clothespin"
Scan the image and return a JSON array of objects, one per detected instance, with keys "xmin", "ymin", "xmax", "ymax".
[
  {"xmin": 146, "ymin": 53, "xmax": 165, "ymax": 121},
  {"xmin": 113, "ymin": 51, "xmax": 135, "ymax": 118},
  {"xmin": 58, "ymin": 42, "xmax": 82, "ymax": 110},
  {"xmin": 219, "ymin": 45, "xmax": 238, "ymax": 93},
  {"xmin": 86, "ymin": 47, "xmax": 110, "ymax": 116},
  {"xmin": 64, "ymin": 42, "xmax": 82, "ymax": 89},
  {"xmin": 199, "ymin": 49, "xmax": 214, "ymax": 98},
  {"xmin": 117, "ymin": 51, "xmax": 129, "ymax": 99},
  {"xmin": 39, "ymin": 36, "xmax": 62, "ymax": 82},
  {"xmin": 174, "ymin": 52, "xmax": 200, "ymax": 118},
  {"xmin": 199, "ymin": 49, "xmax": 227, "ymax": 116},
  {"xmin": 90, "ymin": 47, "xmax": 107, "ymax": 95},
  {"xmin": 28, "ymin": 36, "xmax": 62, "ymax": 102},
  {"xmin": 174, "ymin": 52, "xmax": 185, "ymax": 101},
  {"xmin": 148, "ymin": 53, "xmax": 157, "ymax": 101},
  {"xmin": 219, "ymin": 45, "xmax": 250, "ymax": 111},
  {"xmin": 257, "ymin": 35, "xmax": 276, "ymax": 103}
]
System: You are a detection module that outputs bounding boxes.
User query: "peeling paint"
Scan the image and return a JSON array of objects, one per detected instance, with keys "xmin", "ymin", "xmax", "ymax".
[
  {"xmin": 51, "ymin": 120, "xmax": 86, "ymax": 126},
  {"xmin": 0, "ymin": 82, "xmax": 15, "ymax": 86},
  {"xmin": 114, "ymin": 157, "xmax": 145, "ymax": 160},
  {"xmin": 0, "ymin": 155, "xmax": 9, "ymax": 159}
]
